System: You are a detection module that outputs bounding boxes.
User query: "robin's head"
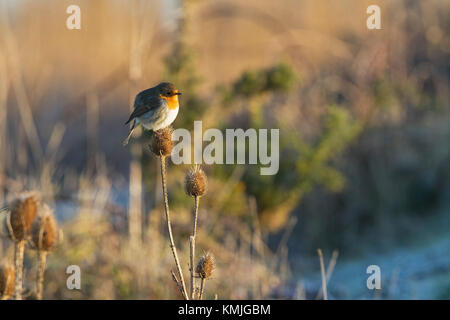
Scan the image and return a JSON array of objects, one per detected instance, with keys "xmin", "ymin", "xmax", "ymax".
[
  {"xmin": 157, "ymin": 82, "xmax": 182, "ymax": 98},
  {"xmin": 157, "ymin": 82, "xmax": 181, "ymax": 109}
]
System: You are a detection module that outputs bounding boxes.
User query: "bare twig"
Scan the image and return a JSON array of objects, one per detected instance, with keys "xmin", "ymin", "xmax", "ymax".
[
  {"xmin": 317, "ymin": 248, "xmax": 327, "ymax": 300},
  {"xmin": 160, "ymin": 155, "xmax": 188, "ymax": 300},
  {"xmin": 315, "ymin": 250, "xmax": 339, "ymax": 300}
]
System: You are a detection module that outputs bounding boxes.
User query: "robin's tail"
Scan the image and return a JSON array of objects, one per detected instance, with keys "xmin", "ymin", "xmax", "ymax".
[{"xmin": 123, "ymin": 119, "xmax": 138, "ymax": 146}]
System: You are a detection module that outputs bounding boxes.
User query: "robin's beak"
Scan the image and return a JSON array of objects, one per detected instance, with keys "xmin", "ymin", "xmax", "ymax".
[{"xmin": 174, "ymin": 92, "xmax": 182, "ymax": 96}]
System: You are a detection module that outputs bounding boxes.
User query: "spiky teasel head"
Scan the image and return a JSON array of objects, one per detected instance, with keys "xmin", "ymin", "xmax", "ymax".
[
  {"xmin": 9, "ymin": 195, "xmax": 38, "ymax": 241},
  {"xmin": 185, "ymin": 165, "xmax": 207, "ymax": 197},
  {"xmin": 31, "ymin": 204, "xmax": 61, "ymax": 252},
  {"xmin": 0, "ymin": 264, "xmax": 15, "ymax": 298},
  {"xmin": 196, "ymin": 252, "xmax": 215, "ymax": 279},
  {"xmin": 150, "ymin": 126, "xmax": 174, "ymax": 157}
]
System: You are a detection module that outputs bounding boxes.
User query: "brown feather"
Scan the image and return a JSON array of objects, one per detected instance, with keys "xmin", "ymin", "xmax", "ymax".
[{"xmin": 125, "ymin": 94, "xmax": 162, "ymax": 124}]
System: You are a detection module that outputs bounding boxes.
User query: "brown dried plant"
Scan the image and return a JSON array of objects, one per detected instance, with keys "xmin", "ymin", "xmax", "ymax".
[
  {"xmin": 185, "ymin": 165, "xmax": 207, "ymax": 198},
  {"xmin": 185, "ymin": 165, "xmax": 207, "ymax": 299},
  {"xmin": 150, "ymin": 127, "xmax": 174, "ymax": 157},
  {"xmin": 30, "ymin": 205, "xmax": 62, "ymax": 300},
  {"xmin": 150, "ymin": 126, "xmax": 189, "ymax": 299},
  {"xmin": 148, "ymin": 127, "xmax": 216, "ymax": 300},
  {"xmin": 7, "ymin": 195, "xmax": 38, "ymax": 300},
  {"xmin": 9, "ymin": 196, "xmax": 37, "ymax": 241},
  {"xmin": 196, "ymin": 252, "xmax": 215, "ymax": 300}
]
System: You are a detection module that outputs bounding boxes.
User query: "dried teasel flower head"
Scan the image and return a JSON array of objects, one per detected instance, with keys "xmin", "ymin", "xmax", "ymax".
[
  {"xmin": 150, "ymin": 126, "xmax": 174, "ymax": 157},
  {"xmin": 0, "ymin": 264, "xmax": 15, "ymax": 298},
  {"xmin": 196, "ymin": 252, "xmax": 215, "ymax": 279},
  {"xmin": 9, "ymin": 194, "xmax": 39, "ymax": 242},
  {"xmin": 185, "ymin": 165, "xmax": 207, "ymax": 197},
  {"xmin": 31, "ymin": 204, "xmax": 61, "ymax": 252}
]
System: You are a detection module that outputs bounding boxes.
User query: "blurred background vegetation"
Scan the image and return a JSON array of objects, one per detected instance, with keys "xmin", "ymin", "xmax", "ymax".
[{"xmin": 0, "ymin": 0, "xmax": 449, "ymax": 299}]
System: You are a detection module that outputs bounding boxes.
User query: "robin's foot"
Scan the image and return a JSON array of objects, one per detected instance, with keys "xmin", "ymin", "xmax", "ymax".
[{"xmin": 154, "ymin": 130, "xmax": 163, "ymax": 138}]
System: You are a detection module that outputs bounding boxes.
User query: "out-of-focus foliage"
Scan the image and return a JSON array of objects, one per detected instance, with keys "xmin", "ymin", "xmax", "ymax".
[{"xmin": 227, "ymin": 63, "xmax": 297, "ymax": 99}]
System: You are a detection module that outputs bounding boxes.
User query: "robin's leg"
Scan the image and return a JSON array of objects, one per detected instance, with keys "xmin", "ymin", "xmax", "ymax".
[
  {"xmin": 153, "ymin": 129, "xmax": 162, "ymax": 138},
  {"xmin": 123, "ymin": 119, "xmax": 138, "ymax": 146}
]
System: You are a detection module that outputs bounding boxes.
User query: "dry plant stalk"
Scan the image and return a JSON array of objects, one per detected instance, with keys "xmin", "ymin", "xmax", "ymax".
[
  {"xmin": 36, "ymin": 251, "xmax": 47, "ymax": 300},
  {"xmin": 0, "ymin": 265, "xmax": 15, "ymax": 300},
  {"xmin": 31, "ymin": 207, "xmax": 61, "ymax": 300},
  {"xmin": 196, "ymin": 252, "xmax": 215, "ymax": 300},
  {"xmin": 150, "ymin": 127, "xmax": 189, "ymax": 299},
  {"xmin": 315, "ymin": 250, "xmax": 339, "ymax": 300},
  {"xmin": 8, "ymin": 196, "xmax": 38, "ymax": 300},
  {"xmin": 185, "ymin": 165, "xmax": 207, "ymax": 299},
  {"xmin": 13, "ymin": 242, "xmax": 25, "ymax": 300},
  {"xmin": 317, "ymin": 248, "xmax": 328, "ymax": 300},
  {"xmin": 189, "ymin": 236, "xmax": 195, "ymax": 299}
]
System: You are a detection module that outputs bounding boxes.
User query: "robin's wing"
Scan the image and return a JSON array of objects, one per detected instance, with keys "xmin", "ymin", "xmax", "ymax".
[{"xmin": 125, "ymin": 93, "xmax": 162, "ymax": 125}]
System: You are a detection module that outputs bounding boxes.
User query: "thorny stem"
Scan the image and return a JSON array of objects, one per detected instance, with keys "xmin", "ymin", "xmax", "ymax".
[
  {"xmin": 199, "ymin": 278, "xmax": 206, "ymax": 300},
  {"xmin": 189, "ymin": 236, "xmax": 194, "ymax": 299},
  {"xmin": 160, "ymin": 155, "xmax": 189, "ymax": 300},
  {"xmin": 36, "ymin": 250, "xmax": 48, "ymax": 300},
  {"xmin": 14, "ymin": 241, "xmax": 25, "ymax": 300},
  {"xmin": 190, "ymin": 196, "xmax": 199, "ymax": 299},
  {"xmin": 171, "ymin": 270, "xmax": 185, "ymax": 298}
]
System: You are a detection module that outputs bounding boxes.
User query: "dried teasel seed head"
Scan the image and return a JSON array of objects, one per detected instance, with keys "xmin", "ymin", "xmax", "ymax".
[
  {"xmin": 9, "ymin": 195, "xmax": 38, "ymax": 241},
  {"xmin": 0, "ymin": 264, "xmax": 15, "ymax": 298},
  {"xmin": 185, "ymin": 166, "xmax": 207, "ymax": 197},
  {"xmin": 31, "ymin": 204, "xmax": 60, "ymax": 252},
  {"xmin": 196, "ymin": 252, "xmax": 215, "ymax": 279},
  {"xmin": 150, "ymin": 126, "xmax": 174, "ymax": 157}
]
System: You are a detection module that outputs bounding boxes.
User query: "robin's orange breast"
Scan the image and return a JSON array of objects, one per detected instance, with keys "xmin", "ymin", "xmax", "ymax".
[{"xmin": 161, "ymin": 95, "xmax": 179, "ymax": 110}]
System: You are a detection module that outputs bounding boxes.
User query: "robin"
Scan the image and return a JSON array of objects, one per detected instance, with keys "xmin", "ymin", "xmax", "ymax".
[{"xmin": 123, "ymin": 82, "xmax": 182, "ymax": 146}]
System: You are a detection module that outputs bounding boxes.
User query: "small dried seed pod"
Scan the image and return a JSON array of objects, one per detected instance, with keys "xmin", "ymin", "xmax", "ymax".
[
  {"xmin": 185, "ymin": 166, "xmax": 207, "ymax": 197},
  {"xmin": 31, "ymin": 207, "xmax": 60, "ymax": 252},
  {"xmin": 196, "ymin": 252, "xmax": 215, "ymax": 279},
  {"xmin": 0, "ymin": 265, "xmax": 15, "ymax": 298},
  {"xmin": 9, "ymin": 196, "xmax": 38, "ymax": 241},
  {"xmin": 150, "ymin": 126, "xmax": 174, "ymax": 157}
]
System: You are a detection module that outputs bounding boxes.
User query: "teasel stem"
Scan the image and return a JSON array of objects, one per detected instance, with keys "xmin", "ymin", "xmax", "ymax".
[
  {"xmin": 36, "ymin": 250, "xmax": 47, "ymax": 300},
  {"xmin": 189, "ymin": 236, "xmax": 194, "ymax": 299},
  {"xmin": 14, "ymin": 240, "xmax": 25, "ymax": 300},
  {"xmin": 195, "ymin": 286, "xmax": 200, "ymax": 300},
  {"xmin": 192, "ymin": 196, "xmax": 199, "ymax": 239},
  {"xmin": 171, "ymin": 270, "xmax": 185, "ymax": 298},
  {"xmin": 190, "ymin": 196, "xmax": 199, "ymax": 299},
  {"xmin": 159, "ymin": 155, "xmax": 189, "ymax": 300},
  {"xmin": 199, "ymin": 278, "xmax": 206, "ymax": 300}
]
